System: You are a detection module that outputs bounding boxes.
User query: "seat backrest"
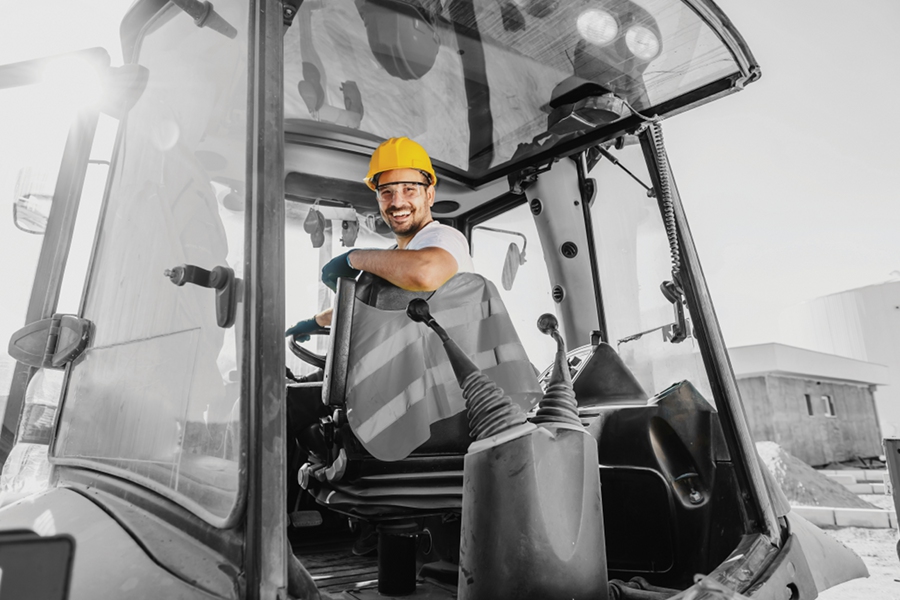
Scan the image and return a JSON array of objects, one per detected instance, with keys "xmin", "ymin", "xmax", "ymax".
[{"xmin": 323, "ymin": 272, "xmax": 542, "ymax": 462}]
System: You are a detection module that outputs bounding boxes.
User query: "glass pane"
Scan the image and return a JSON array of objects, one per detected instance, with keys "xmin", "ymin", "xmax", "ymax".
[
  {"xmin": 590, "ymin": 143, "xmax": 712, "ymax": 401},
  {"xmin": 53, "ymin": 2, "xmax": 249, "ymax": 523},
  {"xmin": 285, "ymin": 199, "xmax": 398, "ymax": 378},
  {"xmin": 57, "ymin": 117, "xmax": 116, "ymax": 315},
  {"xmin": 17, "ymin": 135, "xmax": 114, "ymax": 446},
  {"xmin": 284, "ymin": 0, "xmax": 738, "ymax": 179},
  {"xmin": 471, "ymin": 203, "xmax": 556, "ymax": 372},
  {"xmin": 0, "ymin": 85, "xmax": 71, "ymax": 421}
]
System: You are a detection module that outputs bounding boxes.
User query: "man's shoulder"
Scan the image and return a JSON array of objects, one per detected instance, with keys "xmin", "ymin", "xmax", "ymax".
[
  {"xmin": 409, "ymin": 221, "xmax": 474, "ymax": 272},
  {"xmin": 409, "ymin": 221, "xmax": 466, "ymax": 247}
]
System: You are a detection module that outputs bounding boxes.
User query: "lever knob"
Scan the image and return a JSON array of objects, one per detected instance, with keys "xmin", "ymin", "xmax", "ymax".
[
  {"xmin": 537, "ymin": 313, "xmax": 558, "ymax": 335},
  {"xmin": 406, "ymin": 298, "xmax": 432, "ymax": 324}
]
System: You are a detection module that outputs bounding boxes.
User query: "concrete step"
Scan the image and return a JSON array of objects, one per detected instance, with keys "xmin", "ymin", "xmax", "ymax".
[
  {"xmin": 792, "ymin": 505, "xmax": 898, "ymax": 529},
  {"xmin": 818, "ymin": 469, "xmax": 888, "ymax": 484},
  {"xmin": 838, "ymin": 482, "xmax": 887, "ymax": 494}
]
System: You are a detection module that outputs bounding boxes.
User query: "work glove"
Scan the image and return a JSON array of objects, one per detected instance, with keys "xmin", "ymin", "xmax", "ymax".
[
  {"xmin": 321, "ymin": 250, "xmax": 361, "ymax": 292},
  {"xmin": 285, "ymin": 318, "xmax": 319, "ymax": 343}
]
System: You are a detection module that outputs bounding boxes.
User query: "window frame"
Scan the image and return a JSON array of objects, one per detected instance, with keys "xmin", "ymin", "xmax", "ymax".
[{"xmin": 822, "ymin": 394, "xmax": 836, "ymax": 417}]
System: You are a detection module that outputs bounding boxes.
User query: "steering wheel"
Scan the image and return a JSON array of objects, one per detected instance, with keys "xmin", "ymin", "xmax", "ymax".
[
  {"xmin": 288, "ymin": 273, "xmax": 432, "ymax": 372},
  {"xmin": 288, "ymin": 327, "xmax": 330, "ymax": 370}
]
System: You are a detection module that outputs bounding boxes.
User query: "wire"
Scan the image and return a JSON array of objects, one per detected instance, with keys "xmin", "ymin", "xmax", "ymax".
[
  {"xmin": 597, "ymin": 147, "xmax": 655, "ymax": 197},
  {"xmin": 647, "ymin": 121, "xmax": 682, "ymax": 288}
]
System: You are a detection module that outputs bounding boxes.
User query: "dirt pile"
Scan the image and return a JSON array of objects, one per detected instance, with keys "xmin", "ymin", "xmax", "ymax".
[{"xmin": 756, "ymin": 441, "xmax": 878, "ymax": 509}]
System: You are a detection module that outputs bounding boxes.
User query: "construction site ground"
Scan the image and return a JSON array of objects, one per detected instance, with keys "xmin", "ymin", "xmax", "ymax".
[{"xmin": 757, "ymin": 442, "xmax": 899, "ymax": 599}]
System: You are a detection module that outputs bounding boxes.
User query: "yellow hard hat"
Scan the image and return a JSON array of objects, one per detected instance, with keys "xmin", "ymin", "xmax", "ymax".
[{"xmin": 364, "ymin": 137, "xmax": 437, "ymax": 190}]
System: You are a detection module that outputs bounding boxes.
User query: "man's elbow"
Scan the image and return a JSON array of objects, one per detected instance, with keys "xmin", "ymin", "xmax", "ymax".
[
  {"xmin": 405, "ymin": 262, "xmax": 457, "ymax": 291},
  {"xmin": 405, "ymin": 271, "xmax": 452, "ymax": 292}
]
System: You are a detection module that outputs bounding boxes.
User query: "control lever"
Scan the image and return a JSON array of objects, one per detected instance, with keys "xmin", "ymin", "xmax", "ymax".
[{"xmin": 165, "ymin": 264, "xmax": 241, "ymax": 328}]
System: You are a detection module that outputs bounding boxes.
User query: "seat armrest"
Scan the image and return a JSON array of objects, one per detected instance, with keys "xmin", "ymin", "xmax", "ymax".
[{"xmin": 322, "ymin": 277, "xmax": 355, "ymax": 407}]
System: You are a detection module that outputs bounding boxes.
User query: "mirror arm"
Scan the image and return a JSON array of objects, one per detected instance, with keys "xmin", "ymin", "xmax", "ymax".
[{"xmin": 471, "ymin": 225, "xmax": 528, "ymax": 255}]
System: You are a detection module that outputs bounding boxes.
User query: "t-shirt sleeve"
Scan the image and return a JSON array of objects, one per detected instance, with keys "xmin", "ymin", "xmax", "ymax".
[{"xmin": 408, "ymin": 225, "xmax": 473, "ymax": 272}]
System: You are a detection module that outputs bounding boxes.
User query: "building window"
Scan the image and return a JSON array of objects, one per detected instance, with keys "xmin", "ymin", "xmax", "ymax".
[
  {"xmin": 822, "ymin": 395, "xmax": 835, "ymax": 417},
  {"xmin": 805, "ymin": 394, "xmax": 814, "ymax": 416}
]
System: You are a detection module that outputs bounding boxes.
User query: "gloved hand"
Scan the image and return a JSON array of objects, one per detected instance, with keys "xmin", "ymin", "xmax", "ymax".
[
  {"xmin": 285, "ymin": 317, "xmax": 319, "ymax": 343},
  {"xmin": 321, "ymin": 250, "xmax": 361, "ymax": 292}
]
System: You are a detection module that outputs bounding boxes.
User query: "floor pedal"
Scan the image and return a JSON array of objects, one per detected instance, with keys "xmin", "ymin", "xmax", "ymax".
[{"xmin": 290, "ymin": 510, "xmax": 324, "ymax": 528}]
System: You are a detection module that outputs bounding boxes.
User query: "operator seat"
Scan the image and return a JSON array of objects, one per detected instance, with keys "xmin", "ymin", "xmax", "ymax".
[{"xmin": 295, "ymin": 271, "xmax": 542, "ymax": 518}]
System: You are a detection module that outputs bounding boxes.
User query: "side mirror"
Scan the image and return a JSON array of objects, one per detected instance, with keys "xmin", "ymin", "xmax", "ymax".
[
  {"xmin": 11, "ymin": 161, "xmax": 110, "ymax": 236},
  {"xmin": 472, "ymin": 225, "xmax": 529, "ymax": 291},
  {"xmin": 501, "ymin": 241, "xmax": 526, "ymax": 291},
  {"xmin": 11, "ymin": 167, "xmax": 55, "ymax": 235},
  {"xmin": 13, "ymin": 194, "xmax": 52, "ymax": 234}
]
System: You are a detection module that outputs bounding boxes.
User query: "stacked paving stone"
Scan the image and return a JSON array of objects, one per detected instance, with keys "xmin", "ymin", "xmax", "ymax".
[{"xmin": 757, "ymin": 441, "xmax": 898, "ymax": 529}]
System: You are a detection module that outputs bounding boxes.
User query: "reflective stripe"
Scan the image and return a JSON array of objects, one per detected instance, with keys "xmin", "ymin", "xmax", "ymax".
[
  {"xmin": 347, "ymin": 313, "xmax": 527, "ymax": 425},
  {"xmin": 346, "ymin": 299, "xmax": 501, "ymax": 386},
  {"xmin": 344, "ymin": 274, "xmax": 542, "ymax": 461},
  {"xmin": 353, "ymin": 342, "xmax": 528, "ymax": 444},
  {"xmin": 355, "ymin": 377, "xmax": 427, "ymax": 443}
]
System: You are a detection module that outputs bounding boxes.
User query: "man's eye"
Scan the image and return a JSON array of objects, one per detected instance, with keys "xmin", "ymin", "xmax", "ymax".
[{"xmin": 403, "ymin": 186, "xmax": 416, "ymax": 194}]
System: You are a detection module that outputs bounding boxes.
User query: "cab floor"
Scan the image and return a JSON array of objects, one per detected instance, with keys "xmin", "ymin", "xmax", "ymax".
[
  {"xmin": 290, "ymin": 532, "xmax": 456, "ymax": 599},
  {"xmin": 291, "ymin": 532, "xmax": 378, "ymax": 593}
]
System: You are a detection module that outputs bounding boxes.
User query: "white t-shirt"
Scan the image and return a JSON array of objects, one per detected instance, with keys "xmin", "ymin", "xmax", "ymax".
[{"xmin": 405, "ymin": 221, "xmax": 474, "ymax": 273}]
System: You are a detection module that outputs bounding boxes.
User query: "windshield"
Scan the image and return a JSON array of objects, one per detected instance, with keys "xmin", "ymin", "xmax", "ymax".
[
  {"xmin": 590, "ymin": 142, "xmax": 712, "ymax": 400},
  {"xmin": 52, "ymin": 1, "xmax": 249, "ymax": 524},
  {"xmin": 284, "ymin": 0, "xmax": 739, "ymax": 181}
]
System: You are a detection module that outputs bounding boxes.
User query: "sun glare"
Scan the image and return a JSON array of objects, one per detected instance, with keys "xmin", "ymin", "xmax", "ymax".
[{"xmin": 41, "ymin": 56, "xmax": 103, "ymax": 110}]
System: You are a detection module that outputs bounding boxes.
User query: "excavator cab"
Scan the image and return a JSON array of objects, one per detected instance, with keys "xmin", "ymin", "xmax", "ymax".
[{"xmin": 0, "ymin": 0, "xmax": 872, "ymax": 598}]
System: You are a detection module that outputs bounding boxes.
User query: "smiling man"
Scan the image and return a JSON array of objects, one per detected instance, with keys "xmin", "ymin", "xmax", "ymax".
[{"xmin": 287, "ymin": 137, "xmax": 474, "ymax": 337}]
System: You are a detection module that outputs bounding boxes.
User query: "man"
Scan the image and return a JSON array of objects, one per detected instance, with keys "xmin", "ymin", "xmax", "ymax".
[
  {"xmin": 286, "ymin": 136, "xmax": 474, "ymax": 340},
  {"xmin": 284, "ymin": 137, "xmax": 474, "ymax": 558}
]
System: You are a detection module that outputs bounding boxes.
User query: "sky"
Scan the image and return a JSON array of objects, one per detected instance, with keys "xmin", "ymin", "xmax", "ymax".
[
  {"xmin": 0, "ymin": 0, "xmax": 898, "ymax": 361},
  {"xmin": 664, "ymin": 0, "xmax": 900, "ymax": 347}
]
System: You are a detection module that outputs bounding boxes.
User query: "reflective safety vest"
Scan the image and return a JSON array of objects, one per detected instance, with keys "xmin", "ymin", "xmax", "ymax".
[{"xmin": 344, "ymin": 274, "xmax": 542, "ymax": 461}]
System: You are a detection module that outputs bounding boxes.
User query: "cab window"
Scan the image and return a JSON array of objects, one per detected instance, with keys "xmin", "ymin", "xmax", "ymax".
[
  {"xmin": 590, "ymin": 143, "xmax": 713, "ymax": 400},
  {"xmin": 284, "ymin": 0, "xmax": 740, "ymax": 181},
  {"xmin": 52, "ymin": 0, "xmax": 249, "ymax": 524},
  {"xmin": 471, "ymin": 202, "xmax": 556, "ymax": 371},
  {"xmin": 284, "ymin": 197, "xmax": 396, "ymax": 378}
]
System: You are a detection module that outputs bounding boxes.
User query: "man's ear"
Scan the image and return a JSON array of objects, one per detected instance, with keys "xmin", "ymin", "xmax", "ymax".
[{"xmin": 426, "ymin": 185, "xmax": 435, "ymax": 207}]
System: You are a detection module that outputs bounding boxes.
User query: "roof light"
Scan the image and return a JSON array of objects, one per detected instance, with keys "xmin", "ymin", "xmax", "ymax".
[
  {"xmin": 576, "ymin": 9, "xmax": 618, "ymax": 46},
  {"xmin": 625, "ymin": 25, "xmax": 660, "ymax": 60}
]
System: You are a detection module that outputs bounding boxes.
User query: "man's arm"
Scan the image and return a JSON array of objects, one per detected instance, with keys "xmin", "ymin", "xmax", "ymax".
[
  {"xmin": 314, "ymin": 307, "xmax": 333, "ymax": 327},
  {"xmin": 349, "ymin": 247, "xmax": 459, "ymax": 292}
]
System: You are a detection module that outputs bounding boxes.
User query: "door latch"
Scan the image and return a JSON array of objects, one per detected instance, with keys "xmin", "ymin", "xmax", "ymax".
[{"xmin": 164, "ymin": 264, "xmax": 241, "ymax": 328}]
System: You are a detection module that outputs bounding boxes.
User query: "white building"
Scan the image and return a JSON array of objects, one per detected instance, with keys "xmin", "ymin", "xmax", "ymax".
[
  {"xmin": 779, "ymin": 279, "xmax": 900, "ymax": 438},
  {"xmin": 729, "ymin": 343, "xmax": 888, "ymax": 466}
]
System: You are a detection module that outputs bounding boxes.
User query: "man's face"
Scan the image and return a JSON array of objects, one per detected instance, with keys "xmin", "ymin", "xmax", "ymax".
[{"xmin": 375, "ymin": 168, "xmax": 435, "ymax": 243}]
